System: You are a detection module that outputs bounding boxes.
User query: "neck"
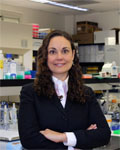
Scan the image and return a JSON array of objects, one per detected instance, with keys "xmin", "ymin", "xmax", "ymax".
[{"xmin": 53, "ymin": 74, "xmax": 68, "ymax": 81}]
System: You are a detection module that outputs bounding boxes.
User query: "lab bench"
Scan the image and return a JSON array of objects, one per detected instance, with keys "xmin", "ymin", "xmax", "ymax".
[
  {"xmin": 0, "ymin": 135, "xmax": 119, "ymax": 150},
  {"xmin": 94, "ymin": 136, "xmax": 120, "ymax": 150}
]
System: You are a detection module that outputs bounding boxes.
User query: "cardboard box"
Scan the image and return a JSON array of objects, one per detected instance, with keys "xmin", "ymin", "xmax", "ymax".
[
  {"xmin": 77, "ymin": 21, "xmax": 98, "ymax": 34},
  {"xmin": 72, "ymin": 33, "xmax": 94, "ymax": 44}
]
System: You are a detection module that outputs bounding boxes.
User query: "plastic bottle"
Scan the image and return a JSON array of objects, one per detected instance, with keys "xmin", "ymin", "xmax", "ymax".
[
  {"xmin": 111, "ymin": 61, "xmax": 118, "ymax": 77},
  {"xmin": 0, "ymin": 50, "xmax": 4, "ymax": 79},
  {"xmin": 0, "ymin": 102, "xmax": 6, "ymax": 126},
  {"xmin": 0, "ymin": 103, "xmax": 2, "ymax": 129},
  {"xmin": 10, "ymin": 59, "xmax": 17, "ymax": 79},
  {"xmin": 10, "ymin": 103, "xmax": 17, "ymax": 129},
  {"xmin": 16, "ymin": 62, "xmax": 25, "ymax": 79},
  {"xmin": 11, "ymin": 103, "xmax": 17, "ymax": 124},
  {"xmin": 3, "ymin": 54, "xmax": 12, "ymax": 79},
  {"xmin": 3, "ymin": 105, "xmax": 9, "ymax": 130},
  {"xmin": 3, "ymin": 54, "xmax": 17, "ymax": 79}
]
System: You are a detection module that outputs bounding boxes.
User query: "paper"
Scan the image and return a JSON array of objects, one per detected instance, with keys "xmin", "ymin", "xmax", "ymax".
[{"xmin": 0, "ymin": 129, "xmax": 19, "ymax": 141}]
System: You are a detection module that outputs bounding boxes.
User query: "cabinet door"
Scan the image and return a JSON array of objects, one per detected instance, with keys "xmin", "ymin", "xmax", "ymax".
[
  {"xmin": 104, "ymin": 45, "xmax": 120, "ymax": 66},
  {"xmin": 94, "ymin": 30, "xmax": 115, "ymax": 44},
  {"xmin": 0, "ymin": 22, "xmax": 32, "ymax": 51},
  {"xmin": 33, "ymin": 39, "xmax": 43, "ymax": 50}
]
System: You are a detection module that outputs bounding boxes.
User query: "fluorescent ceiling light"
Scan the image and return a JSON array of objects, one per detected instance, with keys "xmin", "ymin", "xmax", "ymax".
[
  {"xmin": 30, "ymin": 0, "xmax": 48, "ymax": 3},
  {"xmin": 30, "ymin": 0, "xmax": 88, "ymax": 11}
]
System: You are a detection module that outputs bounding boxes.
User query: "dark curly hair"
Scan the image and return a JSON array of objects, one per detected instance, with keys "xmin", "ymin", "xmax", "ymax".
[{"xmin": 34, "ymin": 30, "xmax": 85, "ymax": 103}]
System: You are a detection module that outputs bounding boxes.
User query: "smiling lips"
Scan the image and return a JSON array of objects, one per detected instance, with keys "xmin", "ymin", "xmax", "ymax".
[{"xmin": 55, "ymin": 63, "xmax": 65, "ymax": 67}]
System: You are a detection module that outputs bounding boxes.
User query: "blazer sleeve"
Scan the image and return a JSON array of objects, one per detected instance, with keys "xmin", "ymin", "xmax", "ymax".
[
  {"xmin": 74, "ymin": 87, "xmax": 111, "ymax": 149},
  {"xmin": 18, "ymin": 83, "xmax": 66, "ymax": 149}
]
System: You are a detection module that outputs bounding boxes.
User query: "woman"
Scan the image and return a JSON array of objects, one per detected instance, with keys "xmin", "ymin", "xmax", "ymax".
[{"xmin": 18, "ymin": 30, "xmax": 111, "ymax": 150}]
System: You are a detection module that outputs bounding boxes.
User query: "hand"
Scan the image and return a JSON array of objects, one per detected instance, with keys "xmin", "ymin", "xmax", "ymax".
[
  {"xmin": 87, "ymin": 124, "xmax": 97, "ymax": 130},
  {"xmin": 40, "ymin": 129, "xmax": 67, "ymax": 143}
]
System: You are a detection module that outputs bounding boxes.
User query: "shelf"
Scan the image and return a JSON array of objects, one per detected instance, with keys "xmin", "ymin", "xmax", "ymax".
[
  {"xmin": 0, "ymin": 79, "xmax": 33, "ymax": 96},
  {"xmin": 84, "ymin": 78, "xmax": 120, "ymax": 84},
  {"xmin": 80, "ymin": 62, "xmax": 104, "ymax": 74},
  {"xmin": 0, "ymin": 78, "xmax": 119, "ymax": 86},
  {"xmin": 33, "ymin": 37, "xmax": 44, "ymax": 40},
  {"xmin": 0, "ymin": 78, "xmax": 119, "ymax": 96},
  {"xmin": 80, "ymin": 62, "xmax": 104, "ymax": 64},
  {"xmin": 0, "ymin": 79, "xmax": 33, "ymax": 87},
  {"xmin": 78, "ymin": 43, "xmax": 104, "ymax": 46}
]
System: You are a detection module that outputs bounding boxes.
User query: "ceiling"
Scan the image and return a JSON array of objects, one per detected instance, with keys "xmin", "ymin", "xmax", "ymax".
[{"xmin": 0, "ymin": 0, "xmax": 120, "ymax": 15}]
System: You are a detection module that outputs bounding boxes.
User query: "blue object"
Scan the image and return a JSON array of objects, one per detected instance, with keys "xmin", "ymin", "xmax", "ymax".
[
  {"xmin": 30, "ymin": 70, "xmax": 37, "ymax": 78},
  {"xmin": 10, "ymin": 73, "xmax": 16, "ymax": 79},
  {"xmin": 111, "ymin": 123, "xmax": 120, "ymax": 130},
  {"xmin": 6, "ymin": 140, "xmax": 22, "ymax": 150},
  {"xmin": 6, "ymin": 54, "xmax": 12, "ymax": 59}
]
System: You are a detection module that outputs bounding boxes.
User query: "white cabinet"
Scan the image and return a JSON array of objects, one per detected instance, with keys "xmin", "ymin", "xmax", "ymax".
[
  {"xmin": 94, "ymin": 30, "xmax": 116, "ymax": 44},
  {"xmin": 104, "ymin": 45, "xmax": 120, "ymax": 66},
  {"xmin": 33, "ymin": 39, "xmax": 43, "ymax": 50},
  {"xmin": 0, "ymin": 21, "xmax": 32, "ymax": 54},
  {"xmin": 0, "ymin": 21, "xmax": 33, "ymax": 70}
]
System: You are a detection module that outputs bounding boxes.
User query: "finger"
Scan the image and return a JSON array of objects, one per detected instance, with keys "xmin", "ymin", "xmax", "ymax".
[
  {"xmin": 40, "ymin": 130, "xmax": 44, "ymax": 134},
  {"xmin": 87, "ymin": 124, "xmax": 97, "ymax": 130},
  {"xmin": 87, "ymin": 126, "xmax": 92, "ymax": 130},
  {"xmin": 93, "ymin": 124, "xmax": 97, "ymax": 128},
  {"xmin": 87, "ymin": 124, "xmax": 93, "ymax": 129}
]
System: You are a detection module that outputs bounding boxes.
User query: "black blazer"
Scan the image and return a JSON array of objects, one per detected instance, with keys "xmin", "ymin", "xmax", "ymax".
[{"xmin": 18, "ymin": 83, "xmax": 111, "ymax": 150}]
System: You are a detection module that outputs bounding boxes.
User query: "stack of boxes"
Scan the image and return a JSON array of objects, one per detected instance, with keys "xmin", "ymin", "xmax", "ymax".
[
  {"xmin": 39, "ymin": 28, "xmax": 53, "ymax": 39},
  {"xmin": 32, "ymin": 24, "xmax": 39, "ymax": 38},
  {"xmin": 73, "ymin": 21, "xmax": 104, "ymax": 75},
  {"xmin": 72, "ymin": 21, "xmax": 102, "ymax": 44},
  {"xmin": 32, "ymin": 25, "xmax": 53, "ymax": 39},
  {"xmin": 38, "ymin": 28, "xmax": 53, "ymax": 39},
  {"xmin": 76, "ymin": 21, "xmax": 99, "ymax": 34}
]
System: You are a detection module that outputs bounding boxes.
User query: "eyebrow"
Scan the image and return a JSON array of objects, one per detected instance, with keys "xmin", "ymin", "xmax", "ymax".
[
  {"xmin": 48, "ymin": 47, "xmax": 70, "ymax": 50},
  {"xmin": 63, "ymin": 47, "xmax": 71, "ymax": 49},
  {"xmin": 48, "ymin": 47, "xmax": 56, "ymax": 50}
]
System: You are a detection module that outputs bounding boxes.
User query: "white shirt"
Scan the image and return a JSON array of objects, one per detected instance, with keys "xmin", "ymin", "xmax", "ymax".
[{"xmin": 52, "ymin": 76, "xmax": 77, "ymax": 150}]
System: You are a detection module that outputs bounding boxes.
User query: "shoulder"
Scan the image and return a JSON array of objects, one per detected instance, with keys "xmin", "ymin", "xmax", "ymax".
[
  {"xmin": 20, "ymin": 82, "xmax": 35, "ymax": 96},
  {"xmin": 20, "ymin": 82, "xmax": 37, "ymax": 103},
  {"xmin": 22, "ymin": 82, "xmax": 34, "ymax": 90},
  {"xmin": 83, "ymin": 85, "xmax": 96, "ymax": 103},
  {"xmin": 21, "ymin": 82, "xmax": 34, "ymax": 92},
  {"xmin": 83, "ymin": 85, "xmax": 94, "ymax": 95}
]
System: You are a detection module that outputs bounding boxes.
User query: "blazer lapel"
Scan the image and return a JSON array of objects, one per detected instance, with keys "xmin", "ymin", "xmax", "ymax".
[
  {"xmin": 51, "ymin": 95, "xmax": 66, "ymax": 116},
  {"xmin": 64, "ymin": 97, "xmax": 73, "ymax": 113},
  {"xmin": 51, "ymin": 95, "xmax": 73, "ymax": 115}
]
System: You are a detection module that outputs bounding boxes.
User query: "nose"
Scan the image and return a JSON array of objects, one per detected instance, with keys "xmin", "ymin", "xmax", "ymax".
[{"xmin": 56, "ymin": 52, "xmax": 63, "ymax": 59}]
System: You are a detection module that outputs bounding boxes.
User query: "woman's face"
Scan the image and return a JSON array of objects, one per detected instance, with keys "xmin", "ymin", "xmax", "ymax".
[{"xmin": 47, "ymin": 36, "xmax": 75, "ymax": 80}]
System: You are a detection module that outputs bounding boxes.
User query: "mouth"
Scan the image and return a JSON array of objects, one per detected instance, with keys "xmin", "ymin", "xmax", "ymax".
[{"xmin": 55, "ymin": 63, "xmax": 65, "ymax": 67}]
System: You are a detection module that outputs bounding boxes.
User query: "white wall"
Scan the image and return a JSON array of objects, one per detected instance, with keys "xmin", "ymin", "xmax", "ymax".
[
  {"xmin": 1, "ymin": 4, "xmax": 65, "ymax": 30},
  {"xmin": 0, "ymin": 4, "xmax": 66, "ymax": 102},
  {"xmin": 2, "ymin": 4, "xmax": 120, "ymax": 35},
  {"xmin": 64, "ymin": 15, "xmax": 75, "ymax": 35},
  {"xmin": 65, "ymin": 11, "xmax": 120, "ymax": 35}
]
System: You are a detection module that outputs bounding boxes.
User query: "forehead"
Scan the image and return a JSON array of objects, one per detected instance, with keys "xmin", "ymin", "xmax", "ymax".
[{"xmin": 48, "ymin": 36, "xmax": 71, "ymax": 46}]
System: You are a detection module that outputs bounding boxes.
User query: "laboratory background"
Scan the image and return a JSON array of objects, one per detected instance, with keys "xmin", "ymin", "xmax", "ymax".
[{"xmin": 0, "ymin": 0, "xmax": 120, "ymax": 150}]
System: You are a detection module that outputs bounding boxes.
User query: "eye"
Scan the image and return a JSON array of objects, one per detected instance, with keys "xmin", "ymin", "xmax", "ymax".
[
  {"xmin": 62, "ymin": 49, "xmax": 69, "ymax": 54},
  {"xmin": 48, "ymin": 49, "xmax": 56, "ymax": 55}
]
